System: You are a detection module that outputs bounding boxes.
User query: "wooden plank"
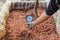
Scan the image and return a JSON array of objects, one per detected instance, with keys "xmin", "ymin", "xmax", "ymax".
[{"xmin": 11, "ymin": 1, "xmax": 47, "ymax": 10}]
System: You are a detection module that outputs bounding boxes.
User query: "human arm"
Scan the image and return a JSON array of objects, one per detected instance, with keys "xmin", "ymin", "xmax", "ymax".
[{"xmin": 27, "ymin": 0, "xmax": 59, "ymax": 28}]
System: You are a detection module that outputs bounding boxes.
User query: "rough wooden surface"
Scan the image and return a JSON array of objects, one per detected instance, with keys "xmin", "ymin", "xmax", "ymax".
[
  {"xmin": 53, "ymin": 9, "xmax": 60, "ymax": 36},
  {"xmin": 11, "ymin": 1, "xmax": 47, "ymax": 10}
]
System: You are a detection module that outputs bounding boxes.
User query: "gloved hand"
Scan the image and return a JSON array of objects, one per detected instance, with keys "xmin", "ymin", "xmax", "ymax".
[{"xmin": 27, "ymin": 22, "xmax": 35, "ymax": 28}]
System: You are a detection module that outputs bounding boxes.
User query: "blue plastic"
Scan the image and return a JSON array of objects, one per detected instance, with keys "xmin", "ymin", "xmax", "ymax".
[{"xmin": 26, "ymin": 15, "xmax": 33, "ymax": 22}]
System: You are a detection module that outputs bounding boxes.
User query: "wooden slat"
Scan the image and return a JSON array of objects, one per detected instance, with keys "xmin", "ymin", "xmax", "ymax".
[{"xmin": 11, "ymin": 1, "xmax": 47, "ymax": 10}]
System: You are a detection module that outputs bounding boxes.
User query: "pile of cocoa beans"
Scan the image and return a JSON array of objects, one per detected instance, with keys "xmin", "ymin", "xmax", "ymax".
[{"xmin": 1, "ymin": 8, "xmax": 60, "ymax": 40}]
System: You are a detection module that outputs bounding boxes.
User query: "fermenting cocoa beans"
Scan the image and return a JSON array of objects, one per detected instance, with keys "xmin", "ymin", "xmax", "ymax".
[{"xmin": 1, "ymin": 8, "xmax": 60, "ymax": 40}]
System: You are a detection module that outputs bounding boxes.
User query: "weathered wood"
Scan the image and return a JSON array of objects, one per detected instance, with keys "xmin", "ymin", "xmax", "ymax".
[{"xmin": 11, "ymin": 1, "xmax": 47, "ymax": 10}]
